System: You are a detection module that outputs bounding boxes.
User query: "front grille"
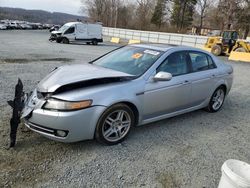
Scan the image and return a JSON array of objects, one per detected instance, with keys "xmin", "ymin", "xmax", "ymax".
[
  {"xmin": 36, "ymin": 91, "xmax": 44, "ymax": 99},
  {"xmin": 36, "ymin": 91, "xmax": 52, "ymax": 99}
]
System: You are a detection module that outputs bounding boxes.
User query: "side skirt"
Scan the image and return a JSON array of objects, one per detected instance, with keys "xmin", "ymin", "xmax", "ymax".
[{"xmin": 140, "ymin": 101, "xmax": 209, "ymax": 126}]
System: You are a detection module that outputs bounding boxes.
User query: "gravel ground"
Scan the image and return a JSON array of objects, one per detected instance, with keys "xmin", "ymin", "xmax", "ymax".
[{"xmin": 0, "ymin": 30, "xmax": 250, "ymax": 188}]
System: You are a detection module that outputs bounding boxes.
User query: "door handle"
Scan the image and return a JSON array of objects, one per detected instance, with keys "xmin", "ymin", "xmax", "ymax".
[
  {"xmin": 182, "ymin": 80, "xmax": 190, "ymax": 85},
  {"xmin": 210, "ymin": 74, "xmax": 216, "ymax": 78}
]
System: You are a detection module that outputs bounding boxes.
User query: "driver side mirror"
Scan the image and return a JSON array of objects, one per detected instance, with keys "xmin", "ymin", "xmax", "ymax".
[{"xmin": 153, "ymin": 72, "xmax": 172, "ymax": 82}]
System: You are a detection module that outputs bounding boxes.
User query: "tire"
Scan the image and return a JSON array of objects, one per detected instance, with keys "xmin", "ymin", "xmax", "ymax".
[
  {"xmin": 62, "ymin": 38, "xmax": 69, "ymax": 44},
  {"xmin": 95, "ymin": 104, "xmax": 135, "ymax": 145},
  {"xmin": 86, "ymin": 42, "xmax": 91, "ymax": 45},
  {"xmin": 235, "ymin": 47, "xmax": 246, "ymax": 52},
  {"xmin": 211, "ymin": 44, "xmax": 222, "ymax": 56},
  {"xmin": 205, "ymin": 86, "xmax": 226, "ymax": 113},
  {"xmin": 92, "ymin": 39, "xmax": 98, "ymax": 45}
]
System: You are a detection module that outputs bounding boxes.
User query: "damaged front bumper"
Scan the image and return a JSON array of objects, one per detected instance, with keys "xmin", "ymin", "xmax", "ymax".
[
  {"xmin": 49, "ymin": 34, "xmax": 57, "ymax": 41},
  {"xmin": 49, "ymin": 33, "xmax": 62, "ymax": 42},
  {"xmin": 22, "ymin": 89, "xmax": 107, "ymax": 142}
]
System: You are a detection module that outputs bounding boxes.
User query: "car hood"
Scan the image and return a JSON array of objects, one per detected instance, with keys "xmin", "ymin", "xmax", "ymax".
[
  {"xmin": 37, "ymin": 63, "xmax": 133, "ymax": 93},
  {"xmin": 51, "ymin": 30, "xmax": 62, "ymax": 34}
]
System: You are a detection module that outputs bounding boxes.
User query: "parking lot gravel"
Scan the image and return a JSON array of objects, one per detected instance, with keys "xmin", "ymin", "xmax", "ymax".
[{"xmin": 0, "ymin": 30, "xmax": 250, "ymax": 188}]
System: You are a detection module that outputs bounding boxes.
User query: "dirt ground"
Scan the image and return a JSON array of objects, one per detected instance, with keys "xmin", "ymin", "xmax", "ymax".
[{"xmin": 0, "ymin": 30, "xmax": 250, "ymax": 188}]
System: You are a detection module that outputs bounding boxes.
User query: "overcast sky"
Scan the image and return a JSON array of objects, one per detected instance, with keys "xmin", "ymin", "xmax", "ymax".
[{"xmin": 0, "ymin": 0, "xmax": 85, "ymax": 15}]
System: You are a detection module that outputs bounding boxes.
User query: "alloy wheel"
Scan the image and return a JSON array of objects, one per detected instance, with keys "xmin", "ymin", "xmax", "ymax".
[
  {"xmin": 212, "ymin": 89, "xmax": 225, "ymax": 110},
  {"xmin": 102, "ymin": 110, "xmax": 131, "ymax": 142}
]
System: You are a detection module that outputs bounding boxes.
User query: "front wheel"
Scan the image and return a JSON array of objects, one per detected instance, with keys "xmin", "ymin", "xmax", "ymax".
[
  {"xmin": 205, "ymin": 87, "xmax": 226, "ymax": 113},
  {"xmin": 62, "ymin": 38, "xmax": 69, "ymax": 44},
  {"xmin": 95, "ymin": 104, "xmax": 135, "ymax": 145},
  {"xmin": 56, "ymin": 38, "xmax": 62, "ymax": 43}
]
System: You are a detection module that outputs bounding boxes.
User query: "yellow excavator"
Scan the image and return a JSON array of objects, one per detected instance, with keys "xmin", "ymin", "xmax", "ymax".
[{"xmin": 204, "ymin": 30, "xmax": 250, "ymax": 62}]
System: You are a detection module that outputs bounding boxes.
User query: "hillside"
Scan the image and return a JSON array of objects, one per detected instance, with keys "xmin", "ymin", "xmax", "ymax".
[{"xmin": 0, "ymin": 7, "xmax": 87, "ymax": 24}]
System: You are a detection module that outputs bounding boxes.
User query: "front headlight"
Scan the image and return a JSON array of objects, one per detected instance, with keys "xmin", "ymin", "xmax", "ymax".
[{"xmin": 43, "ymin": 99, "xmax": 92, "ymax": 111}]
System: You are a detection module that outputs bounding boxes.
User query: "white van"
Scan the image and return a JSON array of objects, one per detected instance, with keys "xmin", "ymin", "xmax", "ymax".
[{"xmin": 50, "ymin": 22, "xmax": 103, "ymax": 45}]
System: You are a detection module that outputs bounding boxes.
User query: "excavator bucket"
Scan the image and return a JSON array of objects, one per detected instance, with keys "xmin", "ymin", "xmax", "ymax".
[{"xmin": 229, "ymin": 51, "xmax": 250, "ymax": 62}]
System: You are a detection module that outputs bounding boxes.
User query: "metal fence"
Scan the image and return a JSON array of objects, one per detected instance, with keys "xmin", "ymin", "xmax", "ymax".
[{"xmin": 103, "ymin": 27, "xmax": 208, "ymax": 48}]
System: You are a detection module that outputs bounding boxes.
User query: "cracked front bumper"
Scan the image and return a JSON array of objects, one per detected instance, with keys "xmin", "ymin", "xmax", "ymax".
[
  {"xmin": 24, "ymin": 106, "xmax": 107, "ymax": 142},
  {"xmin": 22, "ymin": 89, "xmax": 107, "ymax": 143}
]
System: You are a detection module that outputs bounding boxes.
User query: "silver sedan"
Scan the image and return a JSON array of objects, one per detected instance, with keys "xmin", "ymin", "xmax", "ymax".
[{"xmin": 22, "ymin": 44, "xmax": 233, "ymax": 145}]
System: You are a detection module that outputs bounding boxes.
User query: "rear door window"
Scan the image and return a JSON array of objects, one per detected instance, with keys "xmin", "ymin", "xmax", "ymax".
[{"xmin": 189, "ymin": 52, "xmax": 216, "ymax": 72}]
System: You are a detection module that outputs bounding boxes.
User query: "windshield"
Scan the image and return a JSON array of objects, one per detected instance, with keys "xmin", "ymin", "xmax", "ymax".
[
  {"xmin": 58, "ymin": 24, "xmax": 70, "ymax": 32},
  {"xmin": 93, "ymin": 46, "xmax": 163, "ymax": 76}
]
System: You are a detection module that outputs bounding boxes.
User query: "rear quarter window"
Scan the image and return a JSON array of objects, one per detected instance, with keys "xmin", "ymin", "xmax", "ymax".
[{"xmin": 207, "ymin": 55, "xmax": 217, "ymax": 69}]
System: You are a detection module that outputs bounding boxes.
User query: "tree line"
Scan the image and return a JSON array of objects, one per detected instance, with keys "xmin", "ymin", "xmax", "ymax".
[
  {"xmin": 0, "ymin": 7, "xmax": 86, "ymax": 25},
  {"xmin": 82, "ymin": 0, "xmax": 250, "ymax": 38}
]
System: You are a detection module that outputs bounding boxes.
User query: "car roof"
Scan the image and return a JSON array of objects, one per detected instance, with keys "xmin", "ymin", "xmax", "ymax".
[
  {"xmin": 64, "ymin": 22, "xmax": 82, "ymax": 26},
  {"xmin": 130, "ymin": 43, "xmax": 199, "ymax": 52}
]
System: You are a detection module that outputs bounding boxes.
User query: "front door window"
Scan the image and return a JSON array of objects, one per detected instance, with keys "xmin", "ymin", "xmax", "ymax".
[{"xmin": 156, "ymin": 51, "xmax": 189, "ymax": 76}]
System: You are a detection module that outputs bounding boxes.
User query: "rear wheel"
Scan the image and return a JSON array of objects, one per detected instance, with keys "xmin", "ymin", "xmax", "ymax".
[
  {"xmin": 95, "ymin": 104, "xmax": 135, "ymax": 145},
  {"xmin": 62, "ymin": 38, "xmax": 69, "ymax": 44},
  {"xmin": 205, "ymin": 86, "xmax": 226, "ymax": 113},
  {"xmin": 92, "ymin": 39, "xmax": 98, "ymax": 45},
  {"xmin": 211, "ymin": 44, "xmax": 222, "ymax": 56},
  {"xmin": 86, "ymin": 42, "xmax": 91, "ymax": 45},
  {"xmin": 235, "ymin": 47, "xmax": 246, "ymax": 52}
]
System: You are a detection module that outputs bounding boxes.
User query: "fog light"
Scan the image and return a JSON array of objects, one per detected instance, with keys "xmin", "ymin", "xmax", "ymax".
[{"xmin": 56, "ymin": 130, "xmax": 67, "ymax": 137}]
